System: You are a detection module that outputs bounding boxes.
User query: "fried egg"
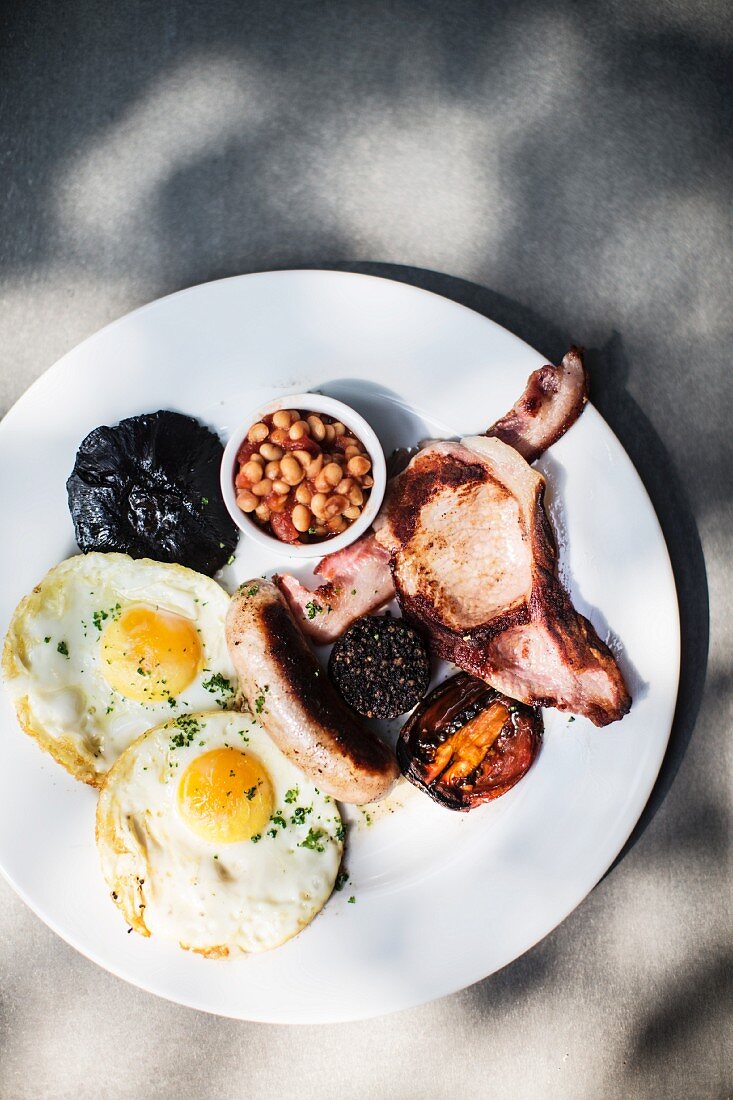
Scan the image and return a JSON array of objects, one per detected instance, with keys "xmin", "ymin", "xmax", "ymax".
[
  {"xmin": 2, "ymin": 553, "xmax": 237, "ymax": 785},
  {"xmin": 96, "ymin": 711, "xmax": 343, "ymax": 954}
]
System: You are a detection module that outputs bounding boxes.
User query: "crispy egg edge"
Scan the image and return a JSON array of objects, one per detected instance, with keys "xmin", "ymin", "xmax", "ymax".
[
  {"xmin": 2, "ymin": 553, "xmax": 235, "ymax": 787},
  {"xmin": 95, "ymin": 713, "xmax": 344, "ymax": 958}
]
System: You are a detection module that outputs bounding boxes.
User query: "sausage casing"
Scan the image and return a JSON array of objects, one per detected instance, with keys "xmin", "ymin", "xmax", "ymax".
[{"xmin": 226, "ymin": 580, "xmax": 399, "ymax": 804}]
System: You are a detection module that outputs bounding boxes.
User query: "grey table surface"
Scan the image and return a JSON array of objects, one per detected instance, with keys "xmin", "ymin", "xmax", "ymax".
[{"xmin": 1, "ymin": 2, "xmax": 730, "ymax": 1097}]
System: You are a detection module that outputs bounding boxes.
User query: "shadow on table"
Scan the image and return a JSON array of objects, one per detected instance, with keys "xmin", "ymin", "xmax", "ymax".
[{"xmin": 316, "ymin": 261, "xmax": 709, "ymax": 867}]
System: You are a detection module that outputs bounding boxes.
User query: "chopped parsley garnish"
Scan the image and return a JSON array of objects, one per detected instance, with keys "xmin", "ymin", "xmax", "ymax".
[
  {"xmin": 44, "ymin": 636, "xmax": 51, "ymax": 644},
  {"xmin": 270, "ymin": 812, "xmax": 287, "ymax": 829},
  {"xmin": 299, "ymin": 827, "xmax": 326, "ymax": 852},
  {"xmin": 203, "ymin": 672, "xmax": 233, "ymax": 694},
  {"xmin": 253, "ymin": 693, "xmax": 266, "ymax": 715},
  {"xmin": 305, "ymin": 601, "xmax": 323, "ymax": 620},
  {"xmin": 92, "ymin": 604, "xmax": 121, "ymax": 632},
  {"xmin": 335, "ymin": 870, "xmax": 349, "ymax": 891},
  {"xmin": 241, "ymin": 584, "xmax": 260, "ymax": 598},
  {"xmin": 284, "ymin": 787, "xmax": 299, "ymax": 804},
  {"xmin": 202, "ymin": 673, "xmax": 234, "ymax": 708},
  {"xmin": 290, "ymin": 806, "xmax": 312, "ymax": 826},
  {"xmin": 169, "ymin": 714, "xmax": 200, "ymax": 748},
  {"xmin": 245, "ymin": 785, "xmax": 258, "ymax": 801},
  {"xmin": 57, "ymin": 640, "xmax": 69, "ymax": 658},
  {"xmin": 251, "ymin": 834, "xmax": 261, "ymax": 843},
  {"xmin": 201, "ymin": 496, "xmax": 209, "ymax": 506},
  {"xmin": 167, "ymin": 696, "xmax": 177, "ymax": 708},
  {"xmin": 335, "ymin": 822, "xmax": 346, "ymax": 842},
  {"xmin": 267, "ymin": 828, "xmax": 277, "ymax": 839},
  {"xmin": 347, "ymin": 895, "xmax": 356, "ymax": 904}
]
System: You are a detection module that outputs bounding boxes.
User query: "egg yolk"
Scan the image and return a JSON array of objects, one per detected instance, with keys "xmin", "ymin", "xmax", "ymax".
[
  {"xmin": 100, "ymin": 605, "xmax": 202, "ymax": 703},
  {"xmin": 177, "ymin": 748, "xmax": 274, "ymax": 844}
]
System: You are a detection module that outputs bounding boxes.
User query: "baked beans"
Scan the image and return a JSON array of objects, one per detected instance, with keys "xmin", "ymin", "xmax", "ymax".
[{"xmin": 235, "ymin": 409, "xmax": 374, "ymax": 544}]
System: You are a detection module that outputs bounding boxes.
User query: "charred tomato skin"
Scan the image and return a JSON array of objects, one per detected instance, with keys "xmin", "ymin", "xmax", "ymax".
[{"xmin": 397, "ymin": 672, "xmax": 542, "ymax": 811}]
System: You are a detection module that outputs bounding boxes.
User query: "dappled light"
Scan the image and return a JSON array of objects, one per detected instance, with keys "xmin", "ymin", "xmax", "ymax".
[{"xmin": 0, "ymin": 1, "xmax": 729, "ymax": 1096}]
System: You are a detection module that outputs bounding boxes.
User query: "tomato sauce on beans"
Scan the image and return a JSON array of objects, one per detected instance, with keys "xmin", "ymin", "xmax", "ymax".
[{"xmin": 234, "ymin": 409, "xmax": 374, "ymax": 544}]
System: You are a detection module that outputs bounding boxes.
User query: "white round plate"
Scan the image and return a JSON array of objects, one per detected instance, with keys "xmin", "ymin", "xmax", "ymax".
[{"xmin": 0, "ymin": 270, "xmax": 679, "ymax": 1023}]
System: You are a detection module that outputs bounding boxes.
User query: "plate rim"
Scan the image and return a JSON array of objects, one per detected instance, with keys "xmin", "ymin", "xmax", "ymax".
[{"xmin": 0, "ymin": 268, "xmax": 681, "ymax": 1022}]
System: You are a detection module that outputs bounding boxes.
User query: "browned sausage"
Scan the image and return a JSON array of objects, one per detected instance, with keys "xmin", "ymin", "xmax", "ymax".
[{"xmin": 225, "ymin": 580, "xmax": 399, "ymax": 804}]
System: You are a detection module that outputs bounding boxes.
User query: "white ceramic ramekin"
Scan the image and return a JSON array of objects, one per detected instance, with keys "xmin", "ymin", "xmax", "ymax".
[{"xmin": 220, "ymin": 393, "xmax": 386, "ymax": 559}]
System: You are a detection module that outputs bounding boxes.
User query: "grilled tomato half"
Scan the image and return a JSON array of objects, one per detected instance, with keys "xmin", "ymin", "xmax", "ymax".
[{"xmin": 397, "ymin": 672, "xmax": 542, "ymax": 810}]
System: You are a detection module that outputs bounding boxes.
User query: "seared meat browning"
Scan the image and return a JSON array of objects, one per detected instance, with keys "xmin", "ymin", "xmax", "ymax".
[
  {"xmin": 487, "ymin": 347, "xmax": 587, "ymax": 463},
  {"xmin": 375, "ymin": 437, "xmax": 630, "ymax": 726},
  {"xmin": 276, "ymin": 349, "xmax": 629, "ymax": 726},
  {"xmin": 226, "ymin": 581, "xmax": 399, "ymax": 803},
  {"xmin": 275, "ymin": 533, "xmax": 394, "ymax": 644},
  {"xmin": 277, "ymin": 350, "xmax": 588, "ymax": 643}
]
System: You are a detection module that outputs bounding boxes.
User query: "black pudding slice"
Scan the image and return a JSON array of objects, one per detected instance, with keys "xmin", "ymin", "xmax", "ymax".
[
  {"xmin": 328, "ymin": 615, "xmax": 431, "ymax": 720},
  {"xmin": 67, "ymin": 410, "xmax": 238, "ymax": 576}
]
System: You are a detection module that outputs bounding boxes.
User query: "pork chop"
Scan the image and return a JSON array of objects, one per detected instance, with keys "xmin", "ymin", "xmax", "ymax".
[
  {"xmin": 488, "ymin": 347, "xmax": 587, "ymax": 463},
  {"xmin": 277, "ymin": 348, "xmax": 589, "ymax": 643},
  {"xmin": 374, "ymin": 436, "xmax": 630, "ymax": 726},
  {"xmin": 275, "ymin": 348, "xmax": 631, "ymax": 725}
]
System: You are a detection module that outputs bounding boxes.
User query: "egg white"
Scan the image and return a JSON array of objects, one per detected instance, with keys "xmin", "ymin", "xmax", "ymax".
[
  {"xmin": 96, "ymin": 711, "xmax": 344, "ymax": 955},
  {"xmin": 2, "ymin": 553, "xmax": 237, "ymax": 785}
]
